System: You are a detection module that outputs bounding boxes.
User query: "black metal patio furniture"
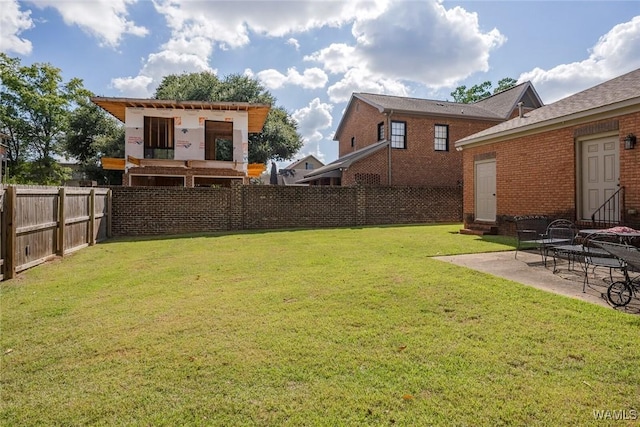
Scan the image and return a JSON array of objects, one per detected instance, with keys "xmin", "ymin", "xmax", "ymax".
[
  {"xmin": 514, "ymin": 216, "xmax": 549, "ymax": 259},
  {"xmin": 537, "ymin": 219, "xmax": 578, "ymax": 267},
  {"xmin": 594, "ymin": 241, "xmax": 640, "ymax": 307},
  {"xmin": 581, "ymin": 232, "xmax": 624, "ymax": 292}
]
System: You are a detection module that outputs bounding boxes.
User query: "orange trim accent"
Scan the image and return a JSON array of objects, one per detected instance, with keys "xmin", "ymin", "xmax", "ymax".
[
  {"xmin": 247, "ymin": 163, "xmax": 266, "ymax": 177},
  {"xmin": 101, "ymin": 157, "xmax": 125, "ymax": 170}
]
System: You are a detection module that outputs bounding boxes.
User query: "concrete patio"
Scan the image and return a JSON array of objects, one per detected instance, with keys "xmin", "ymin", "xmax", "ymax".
[{"xmin": 434, "ymin": 249, "xmax": 640, "ymax": 315}]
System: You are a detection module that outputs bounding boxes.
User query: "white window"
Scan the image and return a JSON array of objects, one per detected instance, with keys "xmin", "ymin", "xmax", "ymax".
[
  {"xmin": 391, "ymin": 121, "xmax": 406, "ymax": 149},
  {"xmin": 435, "ymin": 124, "xmax": 448, "ymax": 151}
]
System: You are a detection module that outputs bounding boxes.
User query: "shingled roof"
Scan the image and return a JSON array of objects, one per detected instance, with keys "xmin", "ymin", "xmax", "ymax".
[
  {"xmin": 297, "ymin": 140, "xmax": 389, "ymax": 183},
  {"xmin": 456, "ymin": 68, "xmax": 640, "ymax": 148},
  {"xmin": 334, "ymin": 82, "xmax": 543, "ymax": 141}
]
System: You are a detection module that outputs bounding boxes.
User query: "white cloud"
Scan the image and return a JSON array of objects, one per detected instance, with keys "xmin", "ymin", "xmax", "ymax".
[
  {"xmin": 352, "ymin": 2, "xmax": 505, "ymax": 87},
  {"xmin": 292, "ymin": 98, "xmax": 333, "ymax": 143},
  {"xmin": 304, "ymin": 43, "xmax": 358, "ymax": 74},
  {"xmin": 302, "ymin": 0, "xmax": 505, "ymax": 100},
  {"xmin": 0, "ymin": 0, "xmax": 34, "ymax": 55},
  {"xmin": 154, "ymin": 0, "xmax": 388, "ymax": 48},
  {"xmin": 111, "ymin": 75, "xmax": 154, "ymax": 98},
  {"xmin": 287, "ymin": 38, "xmax": 300, "ymax": 50},
  {"xmin": 112, "ymin": 0, "xmax": 389, "ymax": 94},
  {"xmin": 518, "ymin": 16, "xmax": 640, "ymax": 103},
  {"xmin": 30, "ymin": 0, "xmax": 148, "ymax": 48},
  {"xmin": 112, "ymin": 50, "xmax": 215, "ymax": 97},
  {"xmin": 327, "ymin": 68, "xmax": 409, "ymax": 103},
  {"xmin": 256, "ymin": 67, "xmax": 328, "ymax": 90}
]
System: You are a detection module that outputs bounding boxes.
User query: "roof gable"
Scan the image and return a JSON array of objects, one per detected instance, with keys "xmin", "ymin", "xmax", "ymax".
[
  {"xmin": 456, "ymin": 67, "xmax": 640, "ymax": 147},
  {"xmin": 284, "ymin": 154, "xmax": 324, "ymax": 170},
  {"xmin": 473, "ymin": 82, "xmax": 544, "ymax": 118}
]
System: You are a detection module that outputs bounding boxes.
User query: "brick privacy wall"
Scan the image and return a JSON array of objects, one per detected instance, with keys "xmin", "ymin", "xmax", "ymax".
[
  {"xmin": 336, "ymin": 98, "xmax": 502, "ymax": 186},
  {"xmin": 463, "ymin": 112, "xmax": 640, "ymax": 234},
  {"xmin": 364, "ymin": 186, "xmax": 462, "ymax": 224},
  {"xmin": 242, "ymin": 185, "xmax": 357, "ymax": 229},
  {"xmin": 111, "ymin": 186, "xmax": 231, "ymax": 236},
  {"xmin": 111, "ymin": 184, "xmax": 462, "ymax": 236}
]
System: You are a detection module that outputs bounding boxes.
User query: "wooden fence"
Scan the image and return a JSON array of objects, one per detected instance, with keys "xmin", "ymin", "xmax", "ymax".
[{"xmin": 1, "ymin": 186, "xmax": 111, "ymax": 280}]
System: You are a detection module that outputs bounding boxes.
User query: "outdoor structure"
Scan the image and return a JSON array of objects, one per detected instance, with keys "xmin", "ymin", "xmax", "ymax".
[
  {"xmin": 92, "ymin": 97, "xmax": 270, "ymax": 187},
  {"xmin": 300, "ymin": 84, "xmax": 543, "ymax": 186},
  {"xmin": 259, "ymin": 154, "xmax": 324, "ymax": 185},
  {"xmin": 456, "ymin": 67, "xmax": 640, "ymax": 235}
]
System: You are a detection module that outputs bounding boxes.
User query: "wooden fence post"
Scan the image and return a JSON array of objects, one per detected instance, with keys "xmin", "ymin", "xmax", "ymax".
[
  {"xmin": 89, "ymin": 189, "xmax": 96, "ymax": 246},
  {"xmin": 5, "ymin": 186, "xmax": 16, "ymax": 279},
  {"xmin": 57, "ymin": 187, "xmax": 65, "ymax": 257},
  {"xmin": 107, "ymin": 189, "xmax": 112, "ymax": 238}
]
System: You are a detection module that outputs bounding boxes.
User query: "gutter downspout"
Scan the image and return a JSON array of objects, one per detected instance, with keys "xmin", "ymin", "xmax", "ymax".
[{"xmin": 387, "ymin": 110, "xmax": 393, "ymax": 185}]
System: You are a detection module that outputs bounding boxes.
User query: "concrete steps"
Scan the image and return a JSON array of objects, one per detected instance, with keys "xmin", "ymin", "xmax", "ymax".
[{"xmin": 460, "ymin": 222, "xmax": 498, "ymax": 236}]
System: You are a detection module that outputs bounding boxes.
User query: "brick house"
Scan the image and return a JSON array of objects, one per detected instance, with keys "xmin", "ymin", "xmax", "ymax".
[
  {"xmin": 299, "ymin": 84, "xmax": 543, "ymax": 186},
  {"xmin": 456, "ymin": 68, "xmax": 640, "ymax": 235},
  {"xmin": 92, "ymin": 97, "xmax": 270, "ymax": 187}
]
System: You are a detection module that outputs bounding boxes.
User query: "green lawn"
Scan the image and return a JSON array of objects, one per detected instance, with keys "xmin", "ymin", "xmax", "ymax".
[{"xmin": 1, "ymin": 224, "xmax": 638, "ymax": 426}]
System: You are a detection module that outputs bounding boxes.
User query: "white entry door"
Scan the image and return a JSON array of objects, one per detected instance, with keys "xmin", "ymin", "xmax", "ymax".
[
  {"xmin": 581, "ymin": 137, "xmax": 619, "ymax": 221},
  {"xmin": 475, "ymin": 159, "xmax": 496, "ymax": 222}
]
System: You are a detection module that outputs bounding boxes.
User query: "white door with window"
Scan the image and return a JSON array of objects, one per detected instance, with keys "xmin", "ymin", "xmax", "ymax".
[
  {"xmin": 475, "ymin": 159, "xmax": 496, "ymax": 222},
  {"xmin": 581, "ymin": 137, "xmax": 620, "ymax": 221}
]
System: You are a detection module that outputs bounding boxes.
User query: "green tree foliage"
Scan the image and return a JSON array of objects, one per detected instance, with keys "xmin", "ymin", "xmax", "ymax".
[
  {"xmin": 450, "ymin": 78, "xmax": 517, "ymax": 104},
  {"xmin": 494, "ymin": 77, "xmax": 518, "ymax": 94},
  {"xmin": 154, "ymin": 72, "xmax": 302, "ymax": 164},
  {"xmin": 0, "ymin": 53, "xmax": 89, "ymax": 184},
  {"xmin": 65, "ymin": 98, "xmax": 125, "ymax": 184}
]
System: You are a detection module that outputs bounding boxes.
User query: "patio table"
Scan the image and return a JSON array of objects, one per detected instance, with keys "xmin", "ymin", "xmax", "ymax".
[{"xmin": 578, "ymin": 228, "xmax": 640, "ymax": 244}]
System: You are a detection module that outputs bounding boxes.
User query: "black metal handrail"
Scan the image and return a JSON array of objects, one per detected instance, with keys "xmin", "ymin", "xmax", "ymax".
[{"xmin": 591, "ymin": 186, "xmax": 624, "ymax": 228}]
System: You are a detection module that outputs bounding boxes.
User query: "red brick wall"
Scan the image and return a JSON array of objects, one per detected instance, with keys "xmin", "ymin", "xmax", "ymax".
[
  {"xmin": 462, "ymin": 111, "xmax": 640, "ymax": 234},
  {"xmin": 343, "ymin": 147, "xmax": 389, "ymax": 186},
  {"xmin": 337, "ymin": 98, "xmax": 501, "ymax": 186},
  {"xmin": 111, "ymin": 184, "xmax": 462, "ymax": 236},
  {"xmin": 620, "ymin": 112, "xmax": 640, "ymax": 229}
]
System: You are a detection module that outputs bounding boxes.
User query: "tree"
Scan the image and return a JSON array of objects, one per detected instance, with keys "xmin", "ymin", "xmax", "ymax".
[
  {"xmin": 450, "ymin": 78, "xmax": 517, "ymax": 103},
  {"xmin": 65, "ymin": 98, "xmax": 125, "ymax": 184},
  {"xmin": 494, "ymin": 77, "xmax": 518, "ymax": 94},
  {"xmin": 0, "ymin": 53, "xmax": 89, "ymax": 184},
  {"xmin": 154, "ymin": 72, "xmax": 302, "ymax": 164}
]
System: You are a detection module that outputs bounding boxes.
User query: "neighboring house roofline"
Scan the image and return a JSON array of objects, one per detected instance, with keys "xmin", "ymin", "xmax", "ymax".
[
  {"xmin": 473, "ymin": 81, "xmax": 544, "ymax": 118},
  {"xmin": 333, "ymin": 85, "xmax": 542, "ymax": 142},
  {"xmin": 91, "ymin": 96, "xmax": 271, "ymax": 133},
  {"xmin": 284, "ymin": 154, "xmax": 324, "ymax": 170},
  {"xmin": 455, "ymin": 68, "xmax": 640, "ymax": 149},
  {"xmin": 297, "ymin": 140, "xmax": 389, "ymax": 183}
]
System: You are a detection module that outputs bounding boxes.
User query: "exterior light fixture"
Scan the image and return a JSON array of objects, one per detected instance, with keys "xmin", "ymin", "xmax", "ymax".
[{"xmin": 624, "ymin": 133, "xmax": 636, "ymax": 150}]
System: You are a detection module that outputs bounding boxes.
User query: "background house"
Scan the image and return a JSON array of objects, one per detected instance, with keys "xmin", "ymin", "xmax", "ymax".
[
  {"xmin": 456, "ymin": 67, "xmax": 640, "ymax": 235},
  {"xmin": 92, "ymin": 97, "xmax": 270, "ymax": 187},
  {"xmin": 301, "ymin": 84, "xmax": 543, "ymax": 186},
  {"xmin": 257, "ymin": 155, "xmax": 324, "ymax": 185}
]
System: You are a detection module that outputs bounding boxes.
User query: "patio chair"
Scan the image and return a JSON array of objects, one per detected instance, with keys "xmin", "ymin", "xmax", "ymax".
[
  {"xmin": 514, "ymin": 216, "xmax": 549, "ymax": 259},
  {"xmin": 581, "ymin": 232, "xmax": 624, "ymax": 292},
  {"xmin": 541, "ymin": 219, "xmax": 578, "ymax": 268}
]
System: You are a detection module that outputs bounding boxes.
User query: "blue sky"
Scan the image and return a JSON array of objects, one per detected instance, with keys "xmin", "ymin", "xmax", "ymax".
[{"xmin": 2, "ymin": 0, "xmax": 640, "ymax": 167}]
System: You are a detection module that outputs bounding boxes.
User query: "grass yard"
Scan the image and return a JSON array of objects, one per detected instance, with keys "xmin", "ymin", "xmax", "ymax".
[{"xmin": 1, "ymin": 224, "xmax": 639, "ymax": 426}]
